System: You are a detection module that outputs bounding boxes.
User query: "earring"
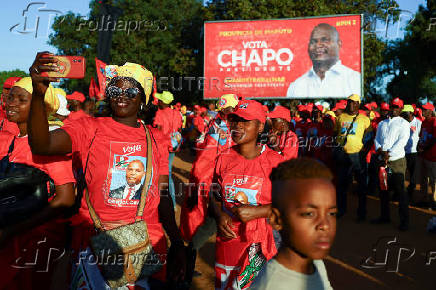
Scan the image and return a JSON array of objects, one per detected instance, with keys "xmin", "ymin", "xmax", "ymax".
[{"xmin": 140, "ymin": 103, "xmax": 144, "ymax": 111}]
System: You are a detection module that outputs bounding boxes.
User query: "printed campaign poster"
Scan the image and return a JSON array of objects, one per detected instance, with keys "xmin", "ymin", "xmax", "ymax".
[
  {"xmin": 103, "ymin": 142, "xmax": 152, "ymax": 207},
  {"xmin": 204, "ymin": 15, "xmax": 363, "ymax": 99},
  {"xmin": 223, "ymin": 174, "xmax": 264, "ymax": 206}
]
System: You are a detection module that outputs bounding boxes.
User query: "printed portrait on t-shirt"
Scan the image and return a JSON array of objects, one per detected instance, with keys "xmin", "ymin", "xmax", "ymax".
[
  {"xmin": 340, "ymin": 121, "xmax": 357, "ymax": 135},
  {"xmin": 104, "ymin": 142, "xmax": 152, "ymax": 207},
  {"xmin": 223, "ymin": 174, "xmax": 263, "ymax": 206}
]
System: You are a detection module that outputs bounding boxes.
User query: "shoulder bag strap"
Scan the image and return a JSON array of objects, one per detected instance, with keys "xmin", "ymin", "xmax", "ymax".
[
  {"xmin": 135, "ymin": 123, "xmax": 153, "ymax": 219},
  {"xmin": 7, "ymin": 137, "xmax": 16, "ymax": 156},
  {"xmin": 341, "ymin": 114, "xmax": 359, "ymax": 146},
  {"xmin": 1, "ymin": 137, "xmax": 16, "ymax": 172}
]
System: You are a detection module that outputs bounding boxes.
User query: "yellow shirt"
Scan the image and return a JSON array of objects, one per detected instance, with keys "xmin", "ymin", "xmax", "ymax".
[{"xmin": 335, "ymin": 113, "xmax": 371, "ymax": 154}]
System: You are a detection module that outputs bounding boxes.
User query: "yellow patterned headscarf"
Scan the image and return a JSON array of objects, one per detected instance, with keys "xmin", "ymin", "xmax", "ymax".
[
  {"xmin": 217, "ymin": 94, "xmax": 239, "ymax": 110},
  {"xmin": 104, "ymin": 62, "xmax": 153, "ymax": 104},
  {"xmin": 13, "ymin": 77, "xmax": 59, "ymax": 113}
]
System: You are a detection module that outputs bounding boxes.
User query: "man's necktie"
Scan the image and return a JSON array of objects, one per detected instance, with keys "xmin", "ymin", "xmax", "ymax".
[{"xmin": 126, "ymin": 186, "xmax": 134, "ymax": 200}]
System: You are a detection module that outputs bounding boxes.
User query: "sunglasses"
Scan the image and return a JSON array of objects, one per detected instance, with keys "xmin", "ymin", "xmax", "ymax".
[{"xmin": 106, "ymin": 86, "xmax": 140, "ymax": 99}]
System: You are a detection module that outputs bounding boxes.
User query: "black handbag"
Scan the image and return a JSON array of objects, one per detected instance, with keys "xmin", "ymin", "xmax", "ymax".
[{"xmin": 0, "ymin": 137, "xmax": 55, "ymax": 228}]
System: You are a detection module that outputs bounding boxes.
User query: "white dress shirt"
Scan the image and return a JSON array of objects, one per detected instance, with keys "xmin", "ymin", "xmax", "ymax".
[
  {"xmin": 405, "ymin": 117, "xmax": 422, "ymax": 154},
  {"xmin": 122, "ymin": 183, "xmax": 142, "ymax": 199},
  {"xmin": 375, "ymin": 116, "xmax": 411, "ymax": 161},
  {"xmin": 286, "ymin": 60, "xmax": 361, "ymax": 98}
]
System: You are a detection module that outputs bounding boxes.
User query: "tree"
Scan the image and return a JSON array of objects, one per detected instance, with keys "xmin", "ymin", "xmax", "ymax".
[
  {"xmin": 0, "ymin": 70, "xmax": 28, "ymax": 93},
  {"xmin": 204, "ymin": 0, "xmax": 399, "ymax": 101},
  {"xmin": 384, "ymin": 2, "xmax": 436, "ymax": 103},
  {"xmin": 49, "ymin": 0, "xmax": 204, "ymax": 103}
]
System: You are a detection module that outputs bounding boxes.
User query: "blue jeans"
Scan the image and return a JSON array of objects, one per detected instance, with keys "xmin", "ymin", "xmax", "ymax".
[
  {"xmin": 335, "ymin": 149, "xmax": 368, "ymax": 218},
  {"xmin": 168, "ymin": 152, "xmax": 176, "ymax": 207}
]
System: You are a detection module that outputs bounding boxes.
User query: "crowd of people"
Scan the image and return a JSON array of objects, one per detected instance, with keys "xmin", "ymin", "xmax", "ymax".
[{"xmin": 0, "ymin": 52, "xmax": 434, "ymax": 289}]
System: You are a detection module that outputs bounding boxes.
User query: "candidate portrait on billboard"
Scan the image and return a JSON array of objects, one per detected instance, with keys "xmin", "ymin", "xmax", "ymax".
[
  {"xmin": 203, "ymin": 15, "xmax": 362, "ymax": 100},
  {"xmin": 286, "ymin": 23, "xmax": 361, "ymax": 99}
]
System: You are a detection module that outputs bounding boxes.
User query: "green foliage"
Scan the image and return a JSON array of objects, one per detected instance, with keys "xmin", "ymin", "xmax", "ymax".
[
  {"xmin": 49, "ymin": 0, "xmax": 204, "ymax": 103},
  {"xmin": 0, "ymin": 70, "xmax": 28, "ymax": 93},
  {"xmin": 384, "ymin": 3, "xmax": 436, "ymax": 103}
]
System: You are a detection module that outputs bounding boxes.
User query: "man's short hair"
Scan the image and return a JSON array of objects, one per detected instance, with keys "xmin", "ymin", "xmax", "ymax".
[
  {"xmin": 128, "ymin": 159, "xmax": 145, "ymax": 170},
  {"xmin": 311, "ymin": 23, "xmax": 340, "ymax": 42},
  {"xmin": 270, "ymin": 158, "xmax": 333, "ymax": 209}
]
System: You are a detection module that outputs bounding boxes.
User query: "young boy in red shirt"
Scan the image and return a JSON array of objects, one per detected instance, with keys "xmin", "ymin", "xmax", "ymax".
[
  {"xmin": 251, "ymin": 158, "xmax": 336, "ymax": 289},
  {"xmin": 211, "ymin": 100, "xmax": 284, "ymax": 289}
]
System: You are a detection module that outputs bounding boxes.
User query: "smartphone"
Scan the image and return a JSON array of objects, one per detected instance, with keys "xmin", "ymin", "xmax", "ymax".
[{"xmin": 41, "ymin": 56, "xmax": 86, "ymax": 79}]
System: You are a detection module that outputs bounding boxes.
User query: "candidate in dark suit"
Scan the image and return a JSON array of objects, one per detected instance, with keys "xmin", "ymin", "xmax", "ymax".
[{"xmin": 109, "ymin": 160, "xmax": 146, "ymax": 200}]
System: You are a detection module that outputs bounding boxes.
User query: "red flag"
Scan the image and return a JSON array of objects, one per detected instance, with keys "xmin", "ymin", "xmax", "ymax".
[
  {"xmin": 89, "ymin": 77, "xmax": 98, "ymax": 98},
  {"xmin": 152, "ymin": 76, "xmax": 158, "ymax": 105},
  {"xmin": 95, "ymin": 58, "xmax": 107, "ymax": 99}
]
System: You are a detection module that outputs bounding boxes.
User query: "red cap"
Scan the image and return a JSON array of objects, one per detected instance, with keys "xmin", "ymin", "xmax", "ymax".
[
  {"xmin": 194, "ymin": 105, "xmax": 200, "ymax": 110},
  {"xmin": 67, "ymin": 91, "xmax": 85, "ymax": 103},
  {"xmin": 200, "ymin": 107, "xmax": 207, "ymax": 113},
  {"xmin": 374, "ymin": 111, "xmax": 380, "ymax": 118},
  {"xmin": 370, "ymin": 101, "xmax": 378, "ymax": 109},
  {"xmin": 268, "ymin": 106, "xmax": 291, "ymax": 122},
  {"xmin": 391, "ymin": 97, "xmax": 404, "ymax": 108},
  {"xmin": 314, "ymin": 104, "xmax": 323, "ymax": 112},
  {"xmin": 231, "ymin": 100, "xmax": 266, "ymax": 123},
  {"xmin": 411, "ymin": 104, "xmax": 416, "ymax": 110},
  {"xmin": 422, "ymin": 102, "xmax": 435, "ymax": 111},
  {"xmin": 3, "ymin": 77, "xmax": 22, "ymax": 89},
  {"xmin": 380, "ymin": 102, "xmax": 390, "ymax": 111},
  {"xmin": 297, "ymin": 104, "xmax": 307, "ymax": 112},
  {"xmin": 333, "ymin": 100, "xmax": 347, "ymax": 111},
  {"xmin": 364, "ymin": 103, "xmax": 372, "ymax": 111},
  {"xmin": 306, "ymin": 103, "xmax": 314, "ymax": 113}
]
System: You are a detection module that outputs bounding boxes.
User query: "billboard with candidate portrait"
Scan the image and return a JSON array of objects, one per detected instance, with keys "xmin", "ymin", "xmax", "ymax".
[{"xmin": 204, "ymin": 15, "xmax": 363, "ymax": 99}]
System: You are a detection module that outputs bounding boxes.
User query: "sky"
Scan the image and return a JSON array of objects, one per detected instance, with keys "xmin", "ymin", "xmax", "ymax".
[
  {"xmin": 0, "ymin": 0, "xmax": 90, "ymax": 72},
  {"xmin": 0, "ymin": 0, "xmax": 427, "ymax": 72}
]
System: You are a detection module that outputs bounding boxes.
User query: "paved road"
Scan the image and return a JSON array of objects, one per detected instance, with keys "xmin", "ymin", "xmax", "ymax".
[{"xmin": 171, "ymin": 151, "xmax": 436, "ymax": 290}]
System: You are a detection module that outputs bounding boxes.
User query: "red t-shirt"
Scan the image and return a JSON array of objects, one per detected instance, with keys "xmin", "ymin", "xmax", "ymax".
[
  {"xmin": 277, "ymin": 130, "xmax": 298, "ymax": 160},
  {"xmin": 0, "ymin": 117, "xmax": 20, "ymax": 136},
  {"xmin": 193, "ymin": 115, "xmax": 206, "ymax": 134},
  {"xmin": 154, "ymin": 107, "xmax": 182, "ymax": 136},
  {"xmin": 154, "ymin": 107, "xmax": 182, "ymax": 152},
  {"xmin": 294, "ymin": 119, "xmax": 311, "ymax": 139},
  {"xmin": 0, "ymin": 133, "xmax": 75, "ymax": 185},
  {"xmin": 61, "ymin": 117, "xmax": 169, "ymax": 257},
  {"xmin": 421, "ymin": 117, "xmax": 436, "ymax": 162},
  {"xmin": 213, "ymin": 146, "xmax": 283, "ymax": 255},
  {"xmin": 64, "ymin": 110, "xmax": 89, "ymax": 123}
]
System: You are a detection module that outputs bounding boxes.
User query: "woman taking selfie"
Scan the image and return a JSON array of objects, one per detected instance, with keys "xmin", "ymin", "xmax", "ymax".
[
  {"xmin": 0, "ymin": 77, "xmax": 75, "ymax": 289},
  {"xmin": 27, "ymin": 52, "xmax": 186, "ymax": 289}
]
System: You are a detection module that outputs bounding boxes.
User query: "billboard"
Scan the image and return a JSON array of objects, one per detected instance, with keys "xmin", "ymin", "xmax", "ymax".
[{"xmin": 204, "ymin": 15, "xmax": 363, "ymax": 99}]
